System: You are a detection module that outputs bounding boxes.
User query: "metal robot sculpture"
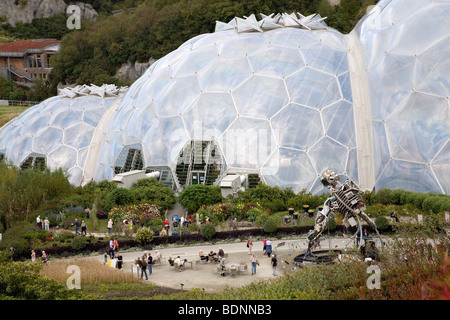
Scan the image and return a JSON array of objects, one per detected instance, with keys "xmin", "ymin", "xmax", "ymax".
[{"xmin": 305, "ymin": 170, "xmax": 381, "ymax": 260}]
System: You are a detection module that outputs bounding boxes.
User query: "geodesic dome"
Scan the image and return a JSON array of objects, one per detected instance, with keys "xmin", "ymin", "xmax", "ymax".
[
  {"xmin": 0, "ymin": 0, "xmax": 449, "ymax": 195},
  {"xmin": 89, "ymin": 12, "xmax": 356, "ymax": 194},
  {"xmin": 0, "ymin": 85, "xmax": 126, "ymax": 185},
  {"xmin": 353, "ymin": 0, "xmax": 450, "ymax": 194}
]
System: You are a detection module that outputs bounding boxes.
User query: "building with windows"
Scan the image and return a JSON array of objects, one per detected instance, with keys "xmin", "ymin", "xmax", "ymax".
[
  {"xmin": 0, "ymin": 39, "xmax": 59, "ymax": 85},
  {"xmin": 0, "ymin": 0, "xmax": 449, "ymax": 195}
]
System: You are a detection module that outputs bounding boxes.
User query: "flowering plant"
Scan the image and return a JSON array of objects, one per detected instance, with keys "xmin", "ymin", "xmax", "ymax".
[{"xmin": 109, "ymin": 203, "xmax": 162, "ymax": 227}]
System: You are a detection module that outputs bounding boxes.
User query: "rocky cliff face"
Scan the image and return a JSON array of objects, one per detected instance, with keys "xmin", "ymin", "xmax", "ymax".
[
  {"xmin": 115, "ymin": 58, "xmax": 157, "ymax": 82},
  {"xmin": 0, "ymin": 0, "xmax": 98, "ymax": 26}
]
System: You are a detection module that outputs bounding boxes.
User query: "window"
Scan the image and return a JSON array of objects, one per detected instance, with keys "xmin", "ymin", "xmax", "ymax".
[
  {"xmin": 20, "ymin": 153, "xmax": 46, "ymax": 171},
  {"xmin": 114, "ymin": 144, "xmax": 144, "ymax": 174}
]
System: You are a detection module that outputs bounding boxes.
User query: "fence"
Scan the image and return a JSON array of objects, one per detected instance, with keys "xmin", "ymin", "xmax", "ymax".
[
  {"xmin": 0, "ymin": 99, "xmax": 39, "ymax": 108},
  {"xmin": 0, "ymin": 100, "xmax": 37, "ymax": 116}
]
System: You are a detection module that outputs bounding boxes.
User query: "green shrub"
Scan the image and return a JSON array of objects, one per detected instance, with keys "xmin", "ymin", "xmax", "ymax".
[
  {"xmin": 135, "ymin": 227, "xmax": 153, "ymax": 245},
  {"xmin": 105, "ymin": 187, "xmax": 136, "ymax": 212},
  {"xmin": 263, "ymin": 218, "xmax": 278, "ymax": 234},
  {"xmin": 5, "ymin": 240, "xmax": 26, "ymax": 255},
  {"xmin": 178, "ymin": 185, "xmax": 223, "ymax": 214},
  {"xmin": 375, "ymin": 215, "xmax": 390, "ymax": 230},
  {"xmin": 130, "ymin": 178, "xmax": 176, "ymax": 210},
  {"xmin": 246, "ymin": 208, "xmax": 263, "ymax": 222},
  {"xmin": 200, "ymin": 223, "xmax": 216, "ymax": 240},
  {"xmin": 71, "ymin": 236, "xmax": 88, "ymax": 251}
]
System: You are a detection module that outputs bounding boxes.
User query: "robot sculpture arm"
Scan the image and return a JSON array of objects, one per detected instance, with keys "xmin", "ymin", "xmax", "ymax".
[{"xmin": 306, "ymin": 170, "xmax": 380, "ymax": 257}]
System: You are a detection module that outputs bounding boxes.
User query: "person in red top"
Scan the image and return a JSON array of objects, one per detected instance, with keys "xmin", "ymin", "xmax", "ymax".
[
  {"xmin": 247, "ymin": 236, "xmax": 253, "ymax": 254},
  {"xmin": 163, "ymin": 219, "xmax": 170, "ymax": 229}
]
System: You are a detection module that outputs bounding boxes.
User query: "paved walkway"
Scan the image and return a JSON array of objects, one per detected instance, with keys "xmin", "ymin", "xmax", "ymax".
[{"xmin": 85, "ymin": 235, "xmax": 378, "ymax": 292}]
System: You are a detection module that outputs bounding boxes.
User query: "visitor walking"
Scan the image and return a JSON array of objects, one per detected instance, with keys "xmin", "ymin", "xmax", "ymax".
[
  {"xmin": 116, "ymin": 251, "xmax": 123, "ymax": 269},
  {"xmin": 107, "ymin": 219, "xmax": 113, "ymax": 235},
  {"xmin": 247, "ymin": 236, "xmax": 253, "ymax": 254},
  {"xmin": 81, "ymin": 220, "xmax": 87, "ymax": 235},
  {"xmin": 271, "ymin": 254, "xmax": 277, "ymax": 276},
  {"xmin": 74, "ymin": 219, "xmax": 80, "ymax": 235},
  {"xmin": 147, "ymin": 252, "xmax": 153, "ymax": 275},
  {"xmin": 250, "ymin": 253, "xmax": 258, "ymax": 275},
  {"xmin": 85, "ymin": 207, "xmax": 91, "ymax": 219},
  {"xmin": 31, "ymin": 249, "xmax": 36, "ymax": 262},
  {"xmin": 138, "ymin": 257, "xmax": 148, "ymax": 280}
]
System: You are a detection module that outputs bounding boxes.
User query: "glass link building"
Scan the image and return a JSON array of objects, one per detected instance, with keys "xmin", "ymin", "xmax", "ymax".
[{"xmin": 0, "ymin": 0, "xmax": 449, "ymax": 194}]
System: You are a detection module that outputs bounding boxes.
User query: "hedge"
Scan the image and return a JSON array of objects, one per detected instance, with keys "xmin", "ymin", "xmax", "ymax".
[{"xmin": 16, "ymin": 224, "xmax": 389, "ymax": 260}]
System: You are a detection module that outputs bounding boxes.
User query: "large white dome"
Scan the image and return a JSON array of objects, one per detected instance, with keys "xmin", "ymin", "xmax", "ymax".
[
  {"xmin": 90, "ymin": 13, "xmax": 355, "ymax": 193},
  {"xmin": 0, "ymin": 1, "xmax": 449, "ymax": 195}
]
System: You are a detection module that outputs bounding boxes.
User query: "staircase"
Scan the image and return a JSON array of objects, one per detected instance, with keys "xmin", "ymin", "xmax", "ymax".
[
  {"xmin": 247, "ymin": 173, "xmax": 261, "ymax": 188},
  {"xmin": 174, "ymin": 140, "xmax": 224, "ymax": 188}
]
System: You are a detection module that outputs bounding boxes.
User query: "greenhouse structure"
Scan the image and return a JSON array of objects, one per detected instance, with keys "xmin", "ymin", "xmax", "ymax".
[{"xmin": 0, "ymin": 0, "xmax": 449, "ymax": 195}]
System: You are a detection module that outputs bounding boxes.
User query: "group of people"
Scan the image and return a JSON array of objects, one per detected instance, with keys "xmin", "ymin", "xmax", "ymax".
[
  {"xmin": 247, "ymin": 237, "xmax": 278, "ymax": 276},
  {"xmin": 36, "ymin": 215, "xmax": 50, "ymax": 230},
  {"xmin": 198, "ymin": 247, "xmax": 225, "ymax": 264},
  {"xmin": 74, "ymin": 218, "xmax": 88, "ymax": 236},
  {"xmin": 168, "ymin": 255, "xmax": 188, "ymax": 272},
  {"xmin": 134, "ymin": 250, "xmax": 162, "ymax": 279},
  {"xmin": 30, "ymin": 249, "xmax": 48, "ymax": 263}
]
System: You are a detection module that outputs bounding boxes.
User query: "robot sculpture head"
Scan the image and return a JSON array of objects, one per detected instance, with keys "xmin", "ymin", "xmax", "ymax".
[{"xmin": 320, "ymin": 170, "xmax": 340, "ymax": 189}]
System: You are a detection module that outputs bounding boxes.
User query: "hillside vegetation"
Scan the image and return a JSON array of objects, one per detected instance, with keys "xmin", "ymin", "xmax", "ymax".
[
  {"xmin": 0, "ymin": 0, "xmax": 377, "ymax": 100},
  {"xmin": 50, "ymin": 0, "xmax": 377, "ymax": 88}
]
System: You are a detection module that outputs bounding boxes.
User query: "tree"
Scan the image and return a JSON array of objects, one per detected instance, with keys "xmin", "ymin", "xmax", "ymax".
[
  {"xmin": 178, "ymin": 184, "xmax": 223, "ymax": 214},
  {"xmin": 105, "ymin": 187, "xmax": 136, "ymax": 212},
  {"xmin": 130, "ymin": 178, "xmax": 176, "ymax": 210}
]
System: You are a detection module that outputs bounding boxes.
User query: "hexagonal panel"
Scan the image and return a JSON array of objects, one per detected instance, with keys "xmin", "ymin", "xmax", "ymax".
[
  {"xmin": 248, "ymin": 46, "xmax": 305, "ymax": 78},
  {"xmin": 301, "ymin": 43, "xmax": 348, "ymax": 75},
  {"xmin": 321, "ymin": 100, "xmax": 356, "ymax": 148},
  {"xmin": 217, "ymin": 32, "xmax": 267, "ymax": 57},
  {"xmin": 376, "ymin": 160, "xmax": 442, "ymax": 194},
  {"xmin": 307, "ymin": 137, "xmax": 348, "ymax": 175},
  {"xmin": 183, "ymin": 93, "xmax": 237, "ymax": 140},
  {"xmin": 197, "ymin": 56, "xmax": 252, "ymax": 92},
  {"xmin": 271, "ymin": 103, "xmax": 323, "ymax": 150},
  {"xmin": 261, "ymin": 147, "xmax": 317, "ymax": 194},
  {"xmin": 368, "ymin": 53, "xmax": 416, "ymax": 121},
  {"xmin": 233, "ymin": 75, "xmax": 289, "ymax": 119},
  {"xmin": 154, "ymin": 76, "xmax": 201, "ymax": 117},
  {"xmin": 63, "ymin": 123, "xmax": 95, "ymax": 149},
  {"xmin": 219, "ymin": 117, "xmax": 275, "ymax": 169},
  {"xmin": 386, "ymin": 92, "xmax": 450, "ymax": 163},
  {"xmin": 142, "ymin": 116, "xmax": 189, "ymax": 165},
  {"xmin": 285, "ymin": 68, "xmax": 341, "ymax": 109},
  {"xmin": 47, "ymin": 145, "xmax": 77, "ymax": 171},
  {"xmin": 415, "ymin": 36, "xmax": 450, "ymax": 97},
  {"xmin": 50, "ymin": 108, "xmax": 83, "ymax": 130},
  {"xmin": 33, "ymin": 127, "xmax": 63, "ymax": 154},
  {"xmin": 431, "ymin": 140, "xmax": 450, "ymax": 194}
]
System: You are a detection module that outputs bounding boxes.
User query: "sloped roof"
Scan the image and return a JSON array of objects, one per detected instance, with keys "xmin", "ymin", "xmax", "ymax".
[{"xmin": 0, "ymin": 39, "xmax": 59, "ymax": 56}]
